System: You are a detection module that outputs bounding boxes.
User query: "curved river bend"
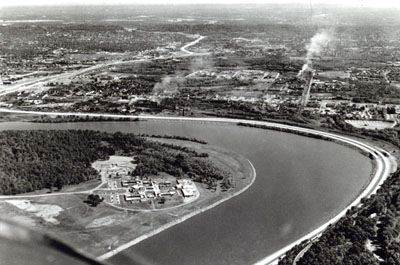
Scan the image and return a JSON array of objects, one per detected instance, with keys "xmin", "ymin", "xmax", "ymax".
[{"xmin": 0, "ymin": 120, "xmax": 372, "ymax": 265}]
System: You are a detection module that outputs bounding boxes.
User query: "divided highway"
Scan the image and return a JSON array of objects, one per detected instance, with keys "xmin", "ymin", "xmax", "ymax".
[
  {"xmin": 1, "ymin": 29, "xmax": 394, "ymax": 265},
  {"xmin": 0, "ymin": 34, "xmax": 206, "ymax": 97},
  {"xmin": 0, "ymin": 110, "xmax": 395, "ymax": 265}
]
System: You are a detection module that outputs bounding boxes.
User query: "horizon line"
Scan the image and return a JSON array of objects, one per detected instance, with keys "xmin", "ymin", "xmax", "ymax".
[{"xmin": 1, "ymin": 3, "xmax": 399, "ymax": 9}]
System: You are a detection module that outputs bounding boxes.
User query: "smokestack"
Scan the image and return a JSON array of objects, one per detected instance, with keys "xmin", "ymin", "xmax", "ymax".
[
  {"xmin": 297, "ymin": 31, "xmax": 331, "ymax": 113},
  {"xmin": 300, "ymin": 70, "xmax": 314, "ymax": 107}
]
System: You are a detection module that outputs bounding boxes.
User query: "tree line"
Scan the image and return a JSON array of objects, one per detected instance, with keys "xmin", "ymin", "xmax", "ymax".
[
  {"xmin": 138, "ymin": 134, "xmax": 207, "ymax": 145},
  {"xmin": 0, "ymin": 130, "xmax": 228, "ymax": 195}
]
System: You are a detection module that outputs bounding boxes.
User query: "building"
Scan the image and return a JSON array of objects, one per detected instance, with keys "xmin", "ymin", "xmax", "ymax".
[{"xmin": 182, "ymin": 188, "xmax": 194, "ymax": 197}]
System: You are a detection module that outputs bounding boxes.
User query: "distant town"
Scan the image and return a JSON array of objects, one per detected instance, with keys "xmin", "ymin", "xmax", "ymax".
[
  {"xmin": 1, "ymin": 4, "xmax": 400, "ymax": 265},
  {"xmin": 1, "ymin": 5, "xmax": 400, "ymax": 134}
]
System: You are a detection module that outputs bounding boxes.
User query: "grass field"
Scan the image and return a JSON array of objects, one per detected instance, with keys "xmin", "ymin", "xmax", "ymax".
[{"xmin": 1, "ymin": 138, "xmax": 254, "ymax": 257}]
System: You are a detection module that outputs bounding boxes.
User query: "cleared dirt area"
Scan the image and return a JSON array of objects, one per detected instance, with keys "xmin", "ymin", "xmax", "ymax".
[
  {"xmin": 345, "ymin": 120, "xmax": 396, "ymax": 130},
  {"xmin": 0, "ymin": 139, "xmax": 254, "ymax": 257},
  {"xmin": 92, "ymin": 155, "xmax": 135, "ymax": 171},
  {"xmin": 3, "ymin": 199, "xmax": 63, "ymax": 225}
]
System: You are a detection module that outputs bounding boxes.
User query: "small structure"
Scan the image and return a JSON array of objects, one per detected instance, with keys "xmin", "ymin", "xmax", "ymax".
[
  {"xmin": 124, "ymin": 194, "xmax": 141, "ymax": 201},
  {"xmin": 182, "ymin": 188, "xmax": 194, "ymax": 197},
  {"xmin": 176, "ymin": 179, "xmax": 197, "ymax": 198}
]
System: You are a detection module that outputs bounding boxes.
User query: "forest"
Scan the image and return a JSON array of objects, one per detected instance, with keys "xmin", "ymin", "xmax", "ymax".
[{"xmin": 0, "ymin": 130, "xmax": 228, "ymax": 195}]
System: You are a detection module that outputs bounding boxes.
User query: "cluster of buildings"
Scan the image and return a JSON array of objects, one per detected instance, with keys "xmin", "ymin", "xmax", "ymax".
[
  {"xmin": 2, "ymin": 24, "xmax": 400, "ymax": 130},
  {"xmin": 186, "ymin": 69, "xmax": 279, "ymax": 83},
  {"xmin": 96, "ymin": 159, "xmax": 198, "ymax": 206},
  {"xmin": 309, "ymin": 101, "xmax": 400, "ymax": 121},
  {"xmin": 123, "ymin": 177, "xmax": 197, "ymax": 203}
]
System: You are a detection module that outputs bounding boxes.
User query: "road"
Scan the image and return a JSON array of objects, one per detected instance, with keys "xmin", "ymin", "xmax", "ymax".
[
  {"xmin": 96, "ymin": 159, "xmax": 257, "ymax": 261},
  {"xmin": 0, "ymin": 59, "xmax": 140, "ymax": 97},
  {"xmin": 292, "ymin": 243, "xmax": 312, "ymax": 265},
  {"xmin": 0, "ymin": 166, "xmax": 108, "ymax": 199},
  {"xmin": 0, "ymin": 181, "xmax": 106, "ymax": 199},
  {"xmin": 180, "ymin": 35, "xmax": 206, "ymax": 54},
  {"xmin": 0, "ymin": 30, "xmax": 395, "ymax": 263},
  {"xmin": 0, "ymin": 109, "xmax": 395, "ymax": 263},
  {"xmin": 0, "ymin": 34, "xmax": 206, "ymax": 97}
]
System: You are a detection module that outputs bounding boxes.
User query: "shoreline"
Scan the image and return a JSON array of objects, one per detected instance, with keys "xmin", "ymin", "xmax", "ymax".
[
  {"xmin": 97, "ymin": 159, "xmax": 257, "ymax": 260},
  {"xmin": 0, "ymin": 108, "xmax": 396, "ymax": 264}
]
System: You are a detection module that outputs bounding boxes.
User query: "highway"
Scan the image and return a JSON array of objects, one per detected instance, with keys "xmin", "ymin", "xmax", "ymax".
[
  {"xmin": 0, "ymin": 110, "xmax": 395, "ymax": 265},
  {"xmin": 180, "ymin": 35, "xmax": 206, "ymax": 55},
  {"xmin": 0, "ymin": 59, "xmax": 143, "ymax": 97},
  {"xmin": 0, "ymin": 34, "xmax": 206, "ymax": 97},
  {"xmin": 0, "ymin": 30, "xmax": 395, "ymax": 263},
  {"xmin": 0, "ymin": 109, "xmax": 395, "ymax": 263}
]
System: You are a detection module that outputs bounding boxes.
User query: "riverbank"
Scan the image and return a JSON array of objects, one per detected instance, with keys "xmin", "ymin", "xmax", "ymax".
[
  {"xmin": 96, "ymin": 138, "xmax": 256, "ymax": 259},
  {"xmin": 0, "ymin": 132, "xmax": 255, "ymax": 258},
  {"xmin": 135, "ymin": 115, "xmax": 396, "ymax": 265},
  {"xmin": 246, "ymin": 132, "xmax": 396, "ymax": 265},
  {"xmin": 98, "ymin": 157, "xmax": 256, "ymax": 260},
  {"xmin": 0, "ymin": 109, "xmax": 395, "ymax": 264}
]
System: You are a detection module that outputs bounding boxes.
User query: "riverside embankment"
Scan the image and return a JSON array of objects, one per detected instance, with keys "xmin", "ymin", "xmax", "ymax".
[{"xmin": 0, "ymin": 109, "xmax": 394, "ymax": 265}]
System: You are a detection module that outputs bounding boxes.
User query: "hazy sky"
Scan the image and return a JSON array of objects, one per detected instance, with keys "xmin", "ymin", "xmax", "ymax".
[{"xmin": 1, "ymin": 0, "xmax": 399, "ymax": 8}]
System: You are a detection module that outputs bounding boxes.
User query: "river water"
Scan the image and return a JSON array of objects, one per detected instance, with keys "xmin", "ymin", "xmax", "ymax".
[{"xmin": 0, "ymin": 120, "xmax": 372, "ymax": 265}]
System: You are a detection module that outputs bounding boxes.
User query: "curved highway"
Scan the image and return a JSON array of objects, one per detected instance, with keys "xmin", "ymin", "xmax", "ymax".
[
  {"xmin": 180, "ymin": 35, "xmax": 206, "ymax": 54},
  {"xmin": 1, "ymin": 31, "xmax": 392, "ymax": 264},
  {"xmin": 0, "ymin": 34, "xmax": 206, "ymax": 97},
  {"xmin": 0, "ymin": 109, "xmax": 395, "ymax": 264}
]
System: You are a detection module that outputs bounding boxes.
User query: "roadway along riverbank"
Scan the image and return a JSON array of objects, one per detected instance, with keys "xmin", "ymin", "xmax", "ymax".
[{"xmin": 0, "ymin": 109, "xmax": 396, "ymax": 264}]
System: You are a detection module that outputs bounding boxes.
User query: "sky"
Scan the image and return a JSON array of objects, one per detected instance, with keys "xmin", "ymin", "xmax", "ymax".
[{"xmin": 1, "ymin": 0, "xmax": 400, "ymax": 8}]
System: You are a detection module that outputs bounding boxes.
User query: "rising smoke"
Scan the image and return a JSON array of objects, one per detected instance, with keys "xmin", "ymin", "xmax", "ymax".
[
  {"xmin": 152, "ymin": 56, "xmax": 215, "ymax": 96},
  {"xmin": 189, "ymin": 56, "xmax": 214, "ymax": 73},
  {"xmin": 298, "ymin": 31, "xmax": 332, "ymax": 76},
  {"xmin": 153, "ymin": 74, "xmax": 185, "ymax": 96},
  {"xmin": 297, "ymin": 31, "xmax": 332, "ymax": 109}
]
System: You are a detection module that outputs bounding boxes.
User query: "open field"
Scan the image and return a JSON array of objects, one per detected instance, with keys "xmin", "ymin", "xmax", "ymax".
[
  {"xmin": 345, "ymin": 119, "xmax": 396, "ymax": 130},
  {"xmin": 0, "ymin": 110, "xmax": 396, "ymax": 264},
  {"xmin": 1, "ymin": 4, "xmax": 400, "ymax": 265},
  {"xmin": 316, "ymin": 70, "xmax": 351, "ymax": 79},
  {"xmin": 0, "ymin": 138, "xmax": 254, "ymax": 257}
]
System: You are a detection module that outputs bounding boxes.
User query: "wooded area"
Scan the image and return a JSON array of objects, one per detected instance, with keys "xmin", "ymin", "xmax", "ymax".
[{"xmin": 0, "ymin": 130, "xmax": 229, "ymax": 195}]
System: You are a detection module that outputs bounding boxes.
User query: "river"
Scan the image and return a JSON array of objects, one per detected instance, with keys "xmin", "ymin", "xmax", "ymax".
[{"xmin": 0, "ymin": 120, "xmax": 372, "ymax": 265}]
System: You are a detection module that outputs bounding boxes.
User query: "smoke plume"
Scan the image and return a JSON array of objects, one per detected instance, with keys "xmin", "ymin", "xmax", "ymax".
[
  {"xmin": 298, "ymin": 31, "xmax": 331, "ymax": 76},
  {"xmin": 152, "ymin": 57, "xmax": 214, "ymax": 96},
  {"xmin": 153, "ymin": 73, "xmax": 185, "ymax": 96},
  {"xmin": 189, "ymin": 56, "xmax": 214, "ymax": 73}
]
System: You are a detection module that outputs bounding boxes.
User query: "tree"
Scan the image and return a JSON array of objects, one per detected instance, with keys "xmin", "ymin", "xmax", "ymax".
[
  {"xmin": 85, "ymin": 194, "xmax": 104, "ymax": 207},
  {"xmin": 44, "ymin": 181, "xmax": 54, "ymax": 193},
  {"xmin": 54, "ymin": 177, "xmax": 64, "ymax": 191},
  {"xmin": 160, "ymin": 197, "xmax": 166, "ymax": 204}
]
